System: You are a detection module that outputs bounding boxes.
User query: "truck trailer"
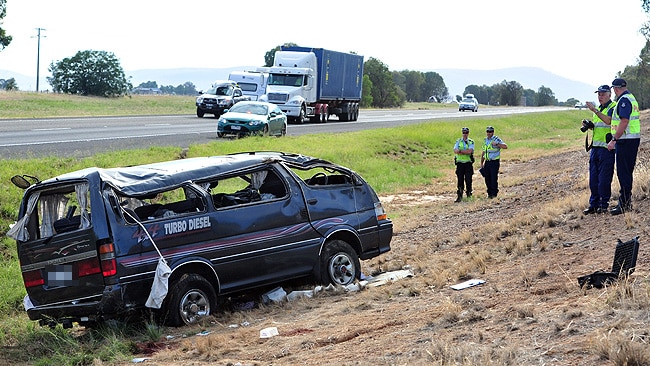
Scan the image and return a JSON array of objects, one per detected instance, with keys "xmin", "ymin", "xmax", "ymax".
[{"xmin": 263, "ymin": 46, "xmax": 364, "ymax": 123}]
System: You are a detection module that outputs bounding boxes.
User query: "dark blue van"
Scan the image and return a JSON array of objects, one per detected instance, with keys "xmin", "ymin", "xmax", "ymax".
[{"xmin": 10, "ymin": 152, "xmax": 392, "ymax": 327}]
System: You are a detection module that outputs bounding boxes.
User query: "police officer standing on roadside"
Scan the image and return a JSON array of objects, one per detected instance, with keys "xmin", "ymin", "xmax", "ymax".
[
  {"xmin": 583, "ymin": 85, "xmax": 616, "ymax": 214},
  {"xmin": 480, "ymin": 126, "xmax": 507, "ymax": 198},
  {"xmin": 453, "ymin": 127, "xmax": 474, "ymax": 202},
  {"xmin": 607, "ymin": 78, "xmax": 640, "ymax": 215}
]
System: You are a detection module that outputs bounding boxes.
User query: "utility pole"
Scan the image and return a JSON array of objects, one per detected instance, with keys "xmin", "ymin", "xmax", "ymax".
[{"xmin": 33, "ymin": 28, "xmax": 46, "ymax": 92}]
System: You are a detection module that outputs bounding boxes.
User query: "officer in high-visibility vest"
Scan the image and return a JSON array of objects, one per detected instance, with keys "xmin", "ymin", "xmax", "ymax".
[
  {"xmin": 480, "ymin": 126, "xmax": 507, "ymax": 199},
  {"xmin": 607, "ymin": 78, "xmax": 640, "ymax": 215},
  {"xmin": 453, "ymin": 127, "xmax": 474, "ymax": 202},
  {"xmin": 583, "ymin": 85, "xmax": 616, "ymax": 214}
]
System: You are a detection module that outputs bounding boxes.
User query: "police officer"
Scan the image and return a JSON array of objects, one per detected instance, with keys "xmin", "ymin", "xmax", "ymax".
[
  {"xmin": 480, "ymin": 126, "xmax": 507, "ymax": 198},
  {"xmin": 453, "ymin": 127, "xmax": 474, "ymax": 202},
  {"xmin": 583, "ymin": 85, "xmax": 616, "ymax": 214},
  {"xmin": 607, "ymin": 78, "xmax": 640, "ymax": 215}
]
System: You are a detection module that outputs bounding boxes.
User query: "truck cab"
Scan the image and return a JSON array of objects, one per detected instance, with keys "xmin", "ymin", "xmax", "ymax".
[{"xmin": 263, "ymin": 51, "xmax": 318, "ymax": 123}]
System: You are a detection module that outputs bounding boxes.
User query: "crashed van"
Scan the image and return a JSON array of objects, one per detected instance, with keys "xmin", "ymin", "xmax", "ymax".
[{"xmin": 9, "ymin": 152, "xmax": 392, "ymax": 327}]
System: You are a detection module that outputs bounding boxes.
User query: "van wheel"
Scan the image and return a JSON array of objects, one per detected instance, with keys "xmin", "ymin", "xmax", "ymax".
[
  {"xmin": 197, "ymin": 108, "xmax": 205, "ymax": 118},
  {"xmin": 318, "ymin": 240, "xmax": 360, "ymax": 286},
  {"xmin": 162, "ymin": 274, "xmax": 216, "ymax": 326}
]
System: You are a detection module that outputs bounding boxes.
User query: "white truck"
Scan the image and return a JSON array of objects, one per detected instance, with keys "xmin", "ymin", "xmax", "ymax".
[
  {"xmin": 261, "ymin": 46, "xmax": 364, "ymax": 123},
  {"xmin": 228, "ymin": 70, "xmax": 269, "ymax": 101}
]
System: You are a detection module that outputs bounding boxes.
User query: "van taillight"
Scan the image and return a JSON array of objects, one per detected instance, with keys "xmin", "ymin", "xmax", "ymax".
[
  {"xmin": 23, "ymin": 269, "xmax": 44, "ymax": 288},
  {"xmin": 77, "ymin": 258, "xmax": 102, "ymax": 277},
  {"xmin": 374, "ymin": 202, "xmax": 388, "ymax": 221},
  {"xmin": 99, "ymin": 243, "xmax": 117, "ymax": 277}
]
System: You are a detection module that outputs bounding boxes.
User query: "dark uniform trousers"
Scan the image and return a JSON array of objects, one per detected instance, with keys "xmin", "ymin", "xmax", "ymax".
[
  {"xmin": 456, "ymin": 161, "xmax": 473, "ymax": 196},
  {"xmin": 483, "ymin": 159, "xmax": 500, "ymax": 198}
]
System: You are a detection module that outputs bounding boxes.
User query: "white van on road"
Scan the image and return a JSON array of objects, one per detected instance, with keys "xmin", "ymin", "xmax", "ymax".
[{"xmin": 228, "ymin": 70, "xmax": 269, "ymax": 101}]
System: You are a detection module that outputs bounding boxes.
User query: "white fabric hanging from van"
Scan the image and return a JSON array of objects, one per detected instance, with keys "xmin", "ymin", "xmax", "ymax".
[{"xmin": 145, "ymin": 258, "xmax": 171, "ymax": 309}]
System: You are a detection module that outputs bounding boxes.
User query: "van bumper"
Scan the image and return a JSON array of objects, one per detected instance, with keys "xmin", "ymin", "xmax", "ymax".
[{"xmin": 26, "ymin": 285, "xmax": 130, "ymax": 325}]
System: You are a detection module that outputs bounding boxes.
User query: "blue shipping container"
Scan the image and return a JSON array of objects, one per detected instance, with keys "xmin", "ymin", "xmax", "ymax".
[{"xmin": 281, "ymin": 46, "xmax": 364, "ymax": 101}]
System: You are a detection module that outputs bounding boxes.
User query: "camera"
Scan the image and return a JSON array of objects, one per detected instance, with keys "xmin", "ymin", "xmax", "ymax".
[{"xmin": 581, "ymin": 119, "xmax": 595, "ymax": 133}]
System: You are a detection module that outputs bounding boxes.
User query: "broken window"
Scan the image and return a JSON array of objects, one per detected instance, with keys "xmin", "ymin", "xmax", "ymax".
[
  {"xmin": 199, "ymin": 169, "xmax": 287, "ymax": 209},
  {"xmin": 115, "ymin": 186, "xmax": 207, "ymax": 224},
  {"xmin": 288, "ymin": 165, "xmax": 354, "ymax": 187},
  {"xmin": 7, "ymin": 183, "xmax": 91, "ymax": 241}
]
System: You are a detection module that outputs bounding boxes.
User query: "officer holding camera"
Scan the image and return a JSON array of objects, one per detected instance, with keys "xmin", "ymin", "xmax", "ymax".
[{"xmin": 582, "ymin": 85, "xmax": 616, "ymax": 214}]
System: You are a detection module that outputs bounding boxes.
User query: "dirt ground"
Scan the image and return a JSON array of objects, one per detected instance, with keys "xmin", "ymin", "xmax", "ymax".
[{"xmin": 120, "ymin": 112, "xmax": 650, "ymax": 366}]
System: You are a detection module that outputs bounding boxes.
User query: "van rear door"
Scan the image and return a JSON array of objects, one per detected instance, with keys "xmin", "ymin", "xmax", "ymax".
[{"xmin": 14, "ymin": 182, "xmax": 111, "ymax": 309}]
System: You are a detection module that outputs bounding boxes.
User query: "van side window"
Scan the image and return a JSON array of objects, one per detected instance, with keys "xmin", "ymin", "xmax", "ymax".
[
  {"xmin": 289, "ymin": 166, "xmax": 354, "ymax": 187},
  {"xmin": 206, "ymin": 169, "xmax": 287, "ymax": 209},
  {"xmin": 116, "ymin": 186, "xmax": 206, "ymax": 224},
  {"xmin": 7, "ymin": 183, "xmax": 91, "ymax": 241}
]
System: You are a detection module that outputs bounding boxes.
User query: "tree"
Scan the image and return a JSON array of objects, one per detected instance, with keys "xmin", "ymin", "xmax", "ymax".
[
  {"xmin": 48, "ymin": 50, "xmax": 132, "ymax": 97},
  {"xmin": 361, "ymin": 74, "xmax": 373, "ymax": 108},
  {"xmin": 137, "ymin": 81, "xmax": 158, "ymax": 88},
  {"xmin": 536, "ymin": 85, "xmax": 556, "ymax": 106},
  {"xmin": 0, "ymin": 0, "xmax": 11, "ymax": 52},
  {"xmin": 400, "ymin": 70, "xmax": 424, "ymax": 102},
  {"xmin": 1, "ymin": 77, "xmax": 18, "ymax": 90},
  {"xmin": 495, "ymin": 80, "xmax": 523, "ymax": 106},
  {"xmin": 364, "ymin": 57, "xmax": 404, "ymax": 108},
  {"xmin": 421, "ymin": 72, "xmax": 448, "ymax": 103}
]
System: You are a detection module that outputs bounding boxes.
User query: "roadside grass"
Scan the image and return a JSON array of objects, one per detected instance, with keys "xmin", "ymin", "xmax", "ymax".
[
  {"xmin": 0, "ymin": 107, "xmax": 596, "ymax": 365},
  {"xmin": 0, "ymin": 91, "xmax": 196, "ymax": 118}
]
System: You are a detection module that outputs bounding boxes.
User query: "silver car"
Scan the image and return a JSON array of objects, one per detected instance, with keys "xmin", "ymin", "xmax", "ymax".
[{"xmin": 459, "ymin": 98, "xmax": 478, "ymax": 112}]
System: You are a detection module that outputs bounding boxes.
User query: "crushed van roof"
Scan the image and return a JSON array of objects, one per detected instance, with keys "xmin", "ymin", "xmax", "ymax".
[{"xmin": 33, "ymin": 152, "xmax": 336, "ymax": 197}]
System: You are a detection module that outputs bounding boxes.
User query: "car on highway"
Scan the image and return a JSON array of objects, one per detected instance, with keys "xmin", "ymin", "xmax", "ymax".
[
  {"xmin": 9, "ymin": 152, "xmax": 393, "ymax": 328},
  {"xmin": 196, "ymin": 82, "xmax": 250, "ymax": 118},
  {"xmin": 217, "ymin": 101, "xmax": 287, "ymax": 138},
  {"xmin": 459, "ymin": 97, "xmax": 479, "ymax": 112}
]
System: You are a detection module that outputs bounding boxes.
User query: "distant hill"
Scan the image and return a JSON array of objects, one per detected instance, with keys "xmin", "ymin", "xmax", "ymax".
[
  {"xmin": 1, "ymin": 66, "xmax": 595, "ymax": 103},
  {"xmin": 435, "ymin": 67, "xmax": 595, "ymax": 103}
]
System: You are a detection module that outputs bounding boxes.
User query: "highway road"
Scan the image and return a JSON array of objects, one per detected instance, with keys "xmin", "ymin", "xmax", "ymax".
[{"xmin": 0, "ymin": 107, "xmax": 560, "ymax": 159}]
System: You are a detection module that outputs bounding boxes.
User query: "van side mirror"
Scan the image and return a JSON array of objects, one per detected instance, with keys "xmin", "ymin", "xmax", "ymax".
[{"xmin": 11, "ymin": 174, "xmax": 40, "ymax": 189}]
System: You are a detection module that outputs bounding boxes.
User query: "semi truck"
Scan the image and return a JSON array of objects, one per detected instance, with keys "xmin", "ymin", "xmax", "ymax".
[{"xmin": 262, "ymin": 46, "xmax": 364, "ymax": 123}]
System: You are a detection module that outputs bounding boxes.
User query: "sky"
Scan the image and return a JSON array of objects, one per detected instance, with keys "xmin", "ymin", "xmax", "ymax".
[{"xmin": 1, "ymin": 0, "xmax": 648, "ymax": 91}]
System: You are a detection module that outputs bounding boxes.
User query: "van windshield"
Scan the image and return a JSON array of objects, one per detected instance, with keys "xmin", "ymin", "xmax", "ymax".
[{"xmin": 237, "ymin": 83, "xmax": 258, "ymax": 92}]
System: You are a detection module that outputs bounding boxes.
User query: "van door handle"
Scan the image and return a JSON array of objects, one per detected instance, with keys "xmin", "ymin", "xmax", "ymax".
[{"xmin": 307, "ymin": 199, "xmax": 317, "ymax": 205}]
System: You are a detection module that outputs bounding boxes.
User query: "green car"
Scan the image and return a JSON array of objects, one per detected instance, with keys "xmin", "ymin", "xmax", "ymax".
[{"xmin": 217, "ymin": 101, "xmax": 288, "ymax": 138}]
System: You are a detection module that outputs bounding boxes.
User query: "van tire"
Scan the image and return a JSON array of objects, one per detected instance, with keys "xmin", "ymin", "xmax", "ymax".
[
  {"xmin": 162, "ymin": 274, "xmax": 216, "ymax": 326},
  {"xmin": 318, "ymin": 240, "xmax": 360, "ymax": 286}
]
